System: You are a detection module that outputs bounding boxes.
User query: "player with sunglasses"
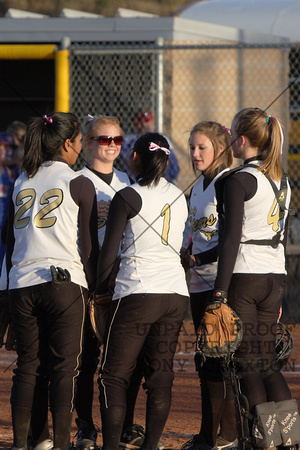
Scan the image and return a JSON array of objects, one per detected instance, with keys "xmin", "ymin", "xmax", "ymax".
[
  {"xmin": 77, "ymin": 116, "xmax": 165, "ymax": 450},
  {"xmin": 74, "ymin": 114, "xmax": 131, "ymax": 449},
  {"xmin": 91, "ymin": 135, "xmax": 124, "ymax": 146},
  {"xmin": 79, "ymin": 115, "xmax": 129, "ymax": 246},
  {"xmin": 79, "ymin": 116, "xmax": 168, "ymax": 450}
]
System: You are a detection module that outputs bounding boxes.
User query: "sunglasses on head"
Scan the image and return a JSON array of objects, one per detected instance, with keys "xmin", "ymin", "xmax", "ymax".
[{"xmin": 91, "ymin": 135, "xmax": 123, "ymax": 145}]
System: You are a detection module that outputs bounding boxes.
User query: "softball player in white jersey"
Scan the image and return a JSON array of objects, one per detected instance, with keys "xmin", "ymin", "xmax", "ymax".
[
  {"xmin": 78, "ymin": 120, "xmax": 165, "ymax": 448},
  {"xmin": 214, "ymin": 107, "xmax": 300, "ymax": 448},
  {"xmin": 188, "ymin": 168, "xmax": 227, "ymax": 294},
  {"xmin": 79, "ymin": 115, "xmax": 130, "ymax": 245},
  {"xmin": 180, "ymin": 122, "xmax": 237, "ymax": 450},
  {"xmin": 74, "ymin": 115, "xmax": 131, "ymax": 450},
  {"xmin": 80, "ymin": 164, "xmax": 130, "ymax": 244},
  {"xmin": 95, "ymin": 132, "xmax": 189, "ymax": 450},
  {"xmin": 5, "ymin": 112, "xmax": 99, "ymax": 450}
]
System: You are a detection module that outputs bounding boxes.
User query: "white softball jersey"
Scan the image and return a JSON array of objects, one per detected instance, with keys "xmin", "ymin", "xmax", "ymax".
[
  {"xmin": 233, "ymin": 165, "xmax": 291, "ymax": 274},
  {"xmin": 9, "ymin": 161, "xmax": 88, "ymax": 289},
  {"xmin": 113, "ymin": 178, "xmax": 189, "ymax": 300},
  {"xmin": 189, "ymin": 169, "xmax": 229, "ymax": 293},
  {"xmin": 79, "ymin": 166, "xmax": 130, "ymax": 246}
]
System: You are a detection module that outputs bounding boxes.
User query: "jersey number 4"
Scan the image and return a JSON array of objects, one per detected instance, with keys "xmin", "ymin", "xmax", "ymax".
[
  {"xmin": 267, "ymin": 197, "xmax": 282, "ymax": 232},
  {"xmin": 14, "ymin": 188, "xmax": 63, "ymax": 229}
]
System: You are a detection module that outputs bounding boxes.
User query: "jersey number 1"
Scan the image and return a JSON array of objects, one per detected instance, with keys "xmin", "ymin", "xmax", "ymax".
[{"xmin": 161, "ymin": 204, "xmax": 170, "ymax": 246}]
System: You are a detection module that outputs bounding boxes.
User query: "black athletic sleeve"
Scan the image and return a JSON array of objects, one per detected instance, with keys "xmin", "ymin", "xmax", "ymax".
[
  {"xmin": 70, "ymin": 175, "xmax": 99, "ymax": 291},
  {"xmin": 193, "ymin": 245, "xmax": 219, "ymax": 266},
  {"xmin": 214, "ymin": 172, "xmax": 257, "ymax": 292},
  {"xmin": 5, "ymin": 193, "xmax": 15, "ymax": 286},
  {"xmin": 1, "ymin": 218, "xmax": 7, "ymax": 245},
  {"xmin": 95, "ymin": 187, "xmax": 142, "ymax": 294}
]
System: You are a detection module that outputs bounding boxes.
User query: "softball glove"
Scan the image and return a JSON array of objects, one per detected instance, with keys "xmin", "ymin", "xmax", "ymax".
[
  {"xmin": 196, "ymin": 295, "xmax": 243, "ymax": 362},
  {"xmin": 88, "ymin": 292, "xmax": 112, "ymax": 345}
]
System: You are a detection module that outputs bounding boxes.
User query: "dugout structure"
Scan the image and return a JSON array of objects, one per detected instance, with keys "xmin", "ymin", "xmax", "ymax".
[
  {"xmin": 0, "ymin": 40, "xmax": 69, "ymax": 122},
  {"xmin": 0, "ymin": 35, "xmax": 298, "ymax": 208}
]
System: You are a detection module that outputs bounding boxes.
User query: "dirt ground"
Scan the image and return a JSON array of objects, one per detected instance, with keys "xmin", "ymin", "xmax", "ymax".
[{"xmin": 0, "ymin": 320, "xmax": 299, "ymax": 450}]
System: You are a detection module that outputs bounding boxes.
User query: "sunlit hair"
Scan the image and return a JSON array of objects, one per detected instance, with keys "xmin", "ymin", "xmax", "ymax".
[
  {"xmin": 189, "ymin": 121, "xmax": 233, "ymax": 176},
  {"xmin": 232, "ymin": 107, "xmax": 283, "ymax": 181},
  {"xmin": 82, "ymin": 115, "xmax": 122, "ymax": 162},
  {"xmin": 131, "ymin": 132, "xmax": 169, "ymax": 186},
  {"xmin": 22, "ymin": 112, "xmax": 80, "ymax": 178}
]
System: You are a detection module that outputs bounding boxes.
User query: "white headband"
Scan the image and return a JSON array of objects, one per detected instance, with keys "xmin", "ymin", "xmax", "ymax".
[{"xmin": 149, "ymin": 142, "xmax": 170, "ymax": 155}]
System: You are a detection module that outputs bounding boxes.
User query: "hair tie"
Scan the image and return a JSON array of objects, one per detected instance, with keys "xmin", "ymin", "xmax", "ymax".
[
  {"xmin": 149, "ymin": 142, "xmax": 170, "ymax": 155},
  {"xmin": 221, "ymin": 125, "xmax": 231, "ymax": 135},
  {"xmin": 266, "ymin": 115, "xmax": 270, "ymax": 124},
  {"xmin": 87, "ymin": 114, "xmax": 94, "ymax": 122},
  {"xmin": 43, "ymin": 115, "xmax": 53, "ymax": 125}
]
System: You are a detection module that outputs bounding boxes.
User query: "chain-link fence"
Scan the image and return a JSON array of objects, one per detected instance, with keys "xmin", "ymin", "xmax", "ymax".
[{"xmin": 70, "ymin": 40, "xmax": 300, "ymax": 247}]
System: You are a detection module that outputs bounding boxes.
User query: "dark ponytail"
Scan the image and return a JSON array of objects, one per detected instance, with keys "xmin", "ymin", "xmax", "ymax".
[
  {"xmin": 132, "ymin": 132, "xmax": 169, "ymax": 186},
  {"xmin": 22, "ymin": 112, "xmax": 80, "ymax": 177}
]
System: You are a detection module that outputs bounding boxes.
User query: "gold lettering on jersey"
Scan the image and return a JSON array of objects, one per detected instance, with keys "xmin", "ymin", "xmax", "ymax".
[
  {"xmin": 34, "ymin": 189, "xmax": 63, "ymax": 228},
  {"xmin": 201, "ymin": 229, "xmax": 217, "ymax": 241},
  {"xmin": 14, "ymin": 188, "xmax": 36, "ymax": 229},
  {"xmin": 190, "ymin": 213, "xmax": 217, "ymax": 232},
  {"xmin": 267, "ymin": 198, "xmax": 280, "ymax": 232},
  {"xmin": 161, "ymin": 203, "xmax": 170, "ymax": 246},
  {"xmin": 98, "ymin": 217, "xmax": 106, "ymax": 229},
  {"xmin": 14, "ymin": 188, "xmax": 63, "ymax": 229}
]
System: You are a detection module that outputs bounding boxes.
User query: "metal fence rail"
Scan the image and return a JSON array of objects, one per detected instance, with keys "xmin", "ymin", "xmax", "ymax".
[{"xmin": 70, "ymin": 41, "xmax": 300, "ymax": 247}]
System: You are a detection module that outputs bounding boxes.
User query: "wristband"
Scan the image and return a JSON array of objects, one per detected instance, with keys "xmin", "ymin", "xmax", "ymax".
[{"xmin": 212, "ymin": 290, "xmax": 228, "ymax": 302}]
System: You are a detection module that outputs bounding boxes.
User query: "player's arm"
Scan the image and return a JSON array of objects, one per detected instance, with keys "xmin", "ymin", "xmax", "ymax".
[
  {"xmin": 95, "ymin": 187, "xmax": 142, "ymax": 294},
  {"xmin": 70, "ymin": 175, "xmax": 99, "ymax": 290},
  {"xmin": 5, "ymin": 193, "xmax": 15, "ymax": 283},
  {"xmin": 192, "ymin": 246, "xmax": 219, "ymax": 267},
  {"xmin": 214, "ymin": 172, "xmax": 256, "ymax": 292}
]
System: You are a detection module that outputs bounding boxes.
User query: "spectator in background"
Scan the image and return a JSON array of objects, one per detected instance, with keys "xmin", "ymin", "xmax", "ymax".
[
  {"xmin": 7, "ymin": 120, "xmax": 27, "ymax": 169},
  {"xmin": 0, "ymin": 132, "xmax": 19, "ymax": 270},
  {"xmin": 119, "ymin": 109, "xmax": 180, "ymax": 184}
]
